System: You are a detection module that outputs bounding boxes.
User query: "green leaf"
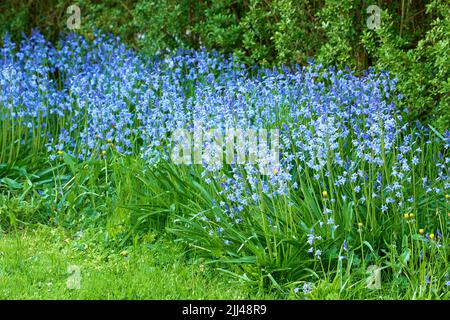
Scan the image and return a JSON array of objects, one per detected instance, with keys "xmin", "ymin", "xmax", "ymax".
[
  {"xmin": 428, "ymin": 124, "xmax": 445, "ymax": 141},
  {"xmin": 63, "ymin": 152, "xmax": 77, "ymax": 174},
  {"xmin": 363, "ymin": 241, "xmax": 374, "ymax": 253},
  {"xmin": 400, "ymin": 248, "xmax": 411, "ymax": 266},
  {"xmin": 0, "ymin": 177, "xmax": 23, "ymax": 189}
]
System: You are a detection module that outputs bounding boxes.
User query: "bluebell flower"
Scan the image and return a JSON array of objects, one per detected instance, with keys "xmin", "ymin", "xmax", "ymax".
[
  {"xmin": 302, "ymin": 283, "xmax": 313, "ymax": 294},
  {"xmin": 314, "ymin": 250, "xmax": 321, "ymax": 259}
]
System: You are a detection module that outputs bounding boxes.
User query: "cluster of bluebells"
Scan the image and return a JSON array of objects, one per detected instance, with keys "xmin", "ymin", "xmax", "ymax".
[
  {"xmin": 1, "ymin": 31, "xmax": 449, "ymax": 247},
  {"xmin": 293, "ymin": 282, "xmax": 313, "ymax": 296}
]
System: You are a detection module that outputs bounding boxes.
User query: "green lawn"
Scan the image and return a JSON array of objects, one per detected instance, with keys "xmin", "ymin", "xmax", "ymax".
[
  {"xmin": 0, "ymin": 226, "xmax": 273, "ymax": 299},
  {"xmin": 1, "ymin": 226, "xmax": 449, "ymax": 299}
]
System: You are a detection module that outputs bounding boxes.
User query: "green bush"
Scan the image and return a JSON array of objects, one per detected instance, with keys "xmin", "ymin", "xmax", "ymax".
[{"xmin": 362, "ymin": 0, "xmax": 450, "ymax": 130}]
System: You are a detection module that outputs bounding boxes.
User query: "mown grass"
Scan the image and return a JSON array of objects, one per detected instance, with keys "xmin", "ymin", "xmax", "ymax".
[
  {"xmin": 0, "ymin": 224, "xmax": 448, "ymax": 300},
  {"xmin": 0, "ymin": 226, "xmax": 279, "ymax": 300}
]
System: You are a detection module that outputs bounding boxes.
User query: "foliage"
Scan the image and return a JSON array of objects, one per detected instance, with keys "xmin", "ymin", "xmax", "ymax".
[
  {"xmin": 1, "ymin": 0, "xmax": 450, "ymax": 298},
  {"xmin": 362, "ymin": 0, "xmax": 450, "ymax": 130},
  {"xmin": 2, "ymin": 32, "xmax": 449, "ymax": 298}
]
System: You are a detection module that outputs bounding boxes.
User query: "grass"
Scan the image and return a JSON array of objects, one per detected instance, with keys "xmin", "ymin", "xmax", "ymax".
[
  {"xmin": 1, "ymin": 225, "xmax": 448, "ymax": 300},
  {"xmin": 0, "ymin": 226, "xmax": 275, "ymax": 299}
]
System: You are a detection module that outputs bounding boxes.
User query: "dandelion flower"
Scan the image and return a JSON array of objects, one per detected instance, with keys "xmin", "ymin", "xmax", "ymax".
[{"xmin": 120, "ymin": 250, "xmax": 128, "ymax": 257}]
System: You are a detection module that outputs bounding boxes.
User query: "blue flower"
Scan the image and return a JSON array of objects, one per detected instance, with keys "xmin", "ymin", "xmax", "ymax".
[{"xmin": 302, "ymin": 283, "xmax": 313, "ymax": 294}]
